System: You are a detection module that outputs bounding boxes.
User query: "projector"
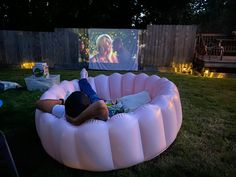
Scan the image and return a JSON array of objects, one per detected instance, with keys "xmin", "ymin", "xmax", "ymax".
[{"xmin": 32, "ymin": 62, "xmax": 49, "ymax": 79}]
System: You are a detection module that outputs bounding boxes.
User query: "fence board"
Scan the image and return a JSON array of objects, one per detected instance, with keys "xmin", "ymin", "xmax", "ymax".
[
  {"xmin": 142, "ymin": 25, "xmax": 197, "ymax": 68},
  {"xmin": 160, "ymin": 25, "xmax": 165, "ymax": 66},
  {"xmin": 0, "ymin": 31, "xmax": 6, "ymax": 64},
  {"xmin": 156, "ymin": 25, "xmax": 161, "ymax": 66}
]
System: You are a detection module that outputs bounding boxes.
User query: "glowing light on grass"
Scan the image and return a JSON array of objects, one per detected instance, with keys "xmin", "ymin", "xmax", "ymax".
[
  {"xmin": 209, "ymin": 72, "xmax": 214, "ymax": 78},
  {"xmin": 172, "ymin": 62, "xmax": 193, "ymax": 74},
  {"xmin": 203, "ymin": 69, "xmax": 209, "ymax": 77},
  {"xmin": 172, "ymin": 63, "xmax": 225, "ymax": 79},
  {"xmin": 217, "ymin": 73, "xmax": 225, "ymax": 78},
  {"xmin": 21, "ymin": 62, "xmax": 35, "ymax": 69},
  {"xmin": 203, "ymin": 69, "xmax": 225, "ymax": 78}
]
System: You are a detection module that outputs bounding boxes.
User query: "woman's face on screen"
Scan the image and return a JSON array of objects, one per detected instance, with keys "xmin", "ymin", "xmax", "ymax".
[{"xmin": 98, "ymin": 36, "xmax": 112, "ymax": 55}]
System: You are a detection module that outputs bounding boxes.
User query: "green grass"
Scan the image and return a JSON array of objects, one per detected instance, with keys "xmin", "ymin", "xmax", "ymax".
[{"xmin": 0, "ymin": 68, "xmax": 235, "ymax": 177}]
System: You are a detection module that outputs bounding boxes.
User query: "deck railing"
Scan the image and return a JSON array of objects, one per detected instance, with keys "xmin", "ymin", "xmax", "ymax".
[{"xmin": 195, "ymin": 33, "xmax": 236, "ymax": 60}]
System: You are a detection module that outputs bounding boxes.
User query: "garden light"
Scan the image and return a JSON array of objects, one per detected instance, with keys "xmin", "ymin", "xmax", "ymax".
[
  {"xmin": 21, "ymin": 62, "xmax": 35, "ymax": 69},
  {"xmin": 172, "ymin": 62, "xmax": 193, "ymax": 74},
  {"xmin": 203, "ymin": 69, "xmax": 225, "ymax": 78},
  {"xmin": 203, "ymin": 69, "xmax": 209, "ymax": 77}
]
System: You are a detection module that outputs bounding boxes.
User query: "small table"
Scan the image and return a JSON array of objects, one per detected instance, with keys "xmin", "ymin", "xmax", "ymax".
[{"xmin": 24, "ymin": 74, "xmax": 60, "ymax": 92}]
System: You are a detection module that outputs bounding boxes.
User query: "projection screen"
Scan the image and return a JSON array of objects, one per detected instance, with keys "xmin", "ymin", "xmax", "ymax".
[{"xmin": 88, "ymin": 29, "xmax": 139, "ymax": 71}]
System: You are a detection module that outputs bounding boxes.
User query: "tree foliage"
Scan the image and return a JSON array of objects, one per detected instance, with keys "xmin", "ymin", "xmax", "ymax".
[
  {"xmin": 0, "ymin": 0, "xmax": 235, "ymax": 33},
  {"xmin": 190, "ymin": 0, "xmax": 236, "ymax": 33}
]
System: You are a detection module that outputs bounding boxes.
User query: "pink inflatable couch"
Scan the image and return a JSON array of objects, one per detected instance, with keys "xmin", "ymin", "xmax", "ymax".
[{"xmin": 35, "ymin": 72, "xmax": 182, "ymax": 171}]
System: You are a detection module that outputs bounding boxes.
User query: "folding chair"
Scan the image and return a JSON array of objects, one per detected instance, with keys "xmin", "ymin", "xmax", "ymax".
[{"xmin": 0, "ymin": 130, "xmax": 20, "ymax": 177}]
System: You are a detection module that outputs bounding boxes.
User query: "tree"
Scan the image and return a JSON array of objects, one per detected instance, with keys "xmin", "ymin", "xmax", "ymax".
[
  {"xmin": 0, "ymin": 0, "xmax": 53, "ymax": 31},
  {"xmin": 0, "ymin": 0, "xmax": 235, "ymax": 33},
  {"xmin": 190, "ymin": 0, "xmax": 236, "ymax": 33}
]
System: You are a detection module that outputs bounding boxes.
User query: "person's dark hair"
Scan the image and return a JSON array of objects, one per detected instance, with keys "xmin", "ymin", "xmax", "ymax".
[
  {"xmin": 65, "ymin": 91, "xmax": 90, "ymax": 118},
  {"xmin": 113, "ymin": 37, "xmax": 122, "ymax": 45},
  {"xmin": 113, "ymin": 37, "xmax": 123, "ymax": 51}
]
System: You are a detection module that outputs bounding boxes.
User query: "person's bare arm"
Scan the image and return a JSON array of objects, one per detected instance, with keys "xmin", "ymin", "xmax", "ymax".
[
  {"xmin": 66, "ymin": 100, "xmax": 108, "ymax": 125},
  {"xmin": 36, "ymin": 99, "xmax": 63, "ymax": 113}
]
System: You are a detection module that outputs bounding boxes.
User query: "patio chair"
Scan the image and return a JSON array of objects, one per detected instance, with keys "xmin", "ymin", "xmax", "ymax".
[{"xmin": 0, "ymin": 130, "xmax": 20, "ymax": 177}]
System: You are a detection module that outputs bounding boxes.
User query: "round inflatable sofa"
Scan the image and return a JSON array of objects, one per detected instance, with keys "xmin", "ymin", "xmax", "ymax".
[{"xmin": 35, "ymin": 72, "xmax": 182, "ymax": 171}]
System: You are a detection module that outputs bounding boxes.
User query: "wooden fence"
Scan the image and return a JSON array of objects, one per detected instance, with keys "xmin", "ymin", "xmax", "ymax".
[
  {"xmin": 141, "ymin": 25, "xmax": 197, "ymax": 68},
  {"xmin": 0, "ymin": 25, "xmax": 197, "ymax": 69},
  {"xmin": 0, "ymin": 28, "xmax": 86, "ymax": 68}
]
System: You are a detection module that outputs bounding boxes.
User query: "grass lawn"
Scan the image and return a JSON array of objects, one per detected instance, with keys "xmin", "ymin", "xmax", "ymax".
[{"xmin": 0, "ymin": 68, "xmax": 235, "ymax": 177}]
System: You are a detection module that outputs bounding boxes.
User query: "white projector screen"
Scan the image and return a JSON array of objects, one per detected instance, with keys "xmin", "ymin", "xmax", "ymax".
[{"xmin": 88, "ymin": 29, "xmax": 139, "ymax": 71}]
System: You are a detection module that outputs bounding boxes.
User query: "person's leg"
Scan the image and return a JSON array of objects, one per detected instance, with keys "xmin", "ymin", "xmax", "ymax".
[{"xmin": 79, "ymin": 78, "xmax": 101, "ymax": 103}]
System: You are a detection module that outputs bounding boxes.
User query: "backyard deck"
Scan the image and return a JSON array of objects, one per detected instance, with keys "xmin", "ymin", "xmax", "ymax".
[
  {"xmin": 195, "ymin": 56, "xmax": 236, "ymax": 73},
  {"xmin": 195, "ymin": 33, "xmax": 236, "ymax": 72}
]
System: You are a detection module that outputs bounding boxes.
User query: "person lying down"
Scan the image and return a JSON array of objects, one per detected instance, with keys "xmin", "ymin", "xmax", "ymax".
[{"xmin": 36, "ymin": 68, "xmax": 151, "ymax": 126}]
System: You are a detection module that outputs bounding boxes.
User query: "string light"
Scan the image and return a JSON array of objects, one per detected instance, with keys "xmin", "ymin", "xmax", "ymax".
[
  {"xmin": 172, "ymin": 62, "xmax": 225, "ymax": 78},
  {"xmin": 172, "ymin": 62, "xmax": 193, "ymax": 74},
  {"xmin": 203, "ymin": 69, "xmax": 225, "ymax": 78},
  {"xmin": 21, "ymin": 62, "xmax": 35, "ymax": 69}
]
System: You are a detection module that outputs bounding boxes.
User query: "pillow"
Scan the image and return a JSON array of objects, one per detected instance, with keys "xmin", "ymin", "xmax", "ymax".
[
  {"xmin": 118, "ymin": 91, "xmax": 151, "ymax": 112},
  {"xmin": 0, "ymin": 81, "xmax": 22, "ymax": 91},
  {"xmin": 52, "ymin": 105, "xmax": 65, "ymax": 118}
]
